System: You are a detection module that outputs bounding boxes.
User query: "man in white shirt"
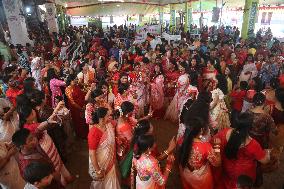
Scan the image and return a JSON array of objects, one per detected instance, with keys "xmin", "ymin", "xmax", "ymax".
[{"xmin": 77, "ymin": 63, "xmax": 96, "ymax": 85}]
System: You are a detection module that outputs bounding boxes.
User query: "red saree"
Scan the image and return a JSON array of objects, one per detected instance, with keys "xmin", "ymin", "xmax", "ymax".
[
  {"xmin": 179, "ymin": 142, "xmax": 219, "ymax": 189},
  {"xmin": 65, "ymin": 85, "xmax": 88, "ymax": 138},
  {"xmin": 214, "ymin": 128, "xmax": 266, "ymax": 189}
]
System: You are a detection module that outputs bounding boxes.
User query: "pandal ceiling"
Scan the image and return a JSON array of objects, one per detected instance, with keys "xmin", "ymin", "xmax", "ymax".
[{"xmin": 57, "ymin": 0, "xmax": 284, "ymax": 16}]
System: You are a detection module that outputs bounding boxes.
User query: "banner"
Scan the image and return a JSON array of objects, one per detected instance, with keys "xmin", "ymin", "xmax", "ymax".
[
  {"xmin": 261, "ymin": 12, "xmax": 273, "ymax": 25},
  {"xmin": 212, "ymin": 7, "xmax": 220, "ymax": 22},
  {"xmin": 162, "ymin": 33, "xmax": 181, "ymax": 42},
  {"xmin": 159, "ymin": 11, "xmax": 163, "ymax": 25},
  {"xmin": 170, "ymin": 9, "xmax": 176, "ymax": 26},
  {"xmin": 2, "ymin": 0, "xmax": 33, "ymax": 45},
  {"xmin": 135, "ymin": 25, "xmax": 161, "ymax": 43},
  {"xmin": 46, "ymin": 3, "xmax": 59, "ymax": 33},
  {"xmin": 247, "ymin": 2, "xmax": 258, "ymax": 35}
]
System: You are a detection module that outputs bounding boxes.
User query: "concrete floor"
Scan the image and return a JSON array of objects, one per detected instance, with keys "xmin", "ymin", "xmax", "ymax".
[{"xmin": 66, "ymin": 119, "xmax": 284, "ymax": 189}]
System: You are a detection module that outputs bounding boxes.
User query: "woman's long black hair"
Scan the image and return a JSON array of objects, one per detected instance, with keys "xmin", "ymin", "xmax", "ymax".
[
  {"xmin": 91, "ymin": 107, "xmax": 108, "ymax": 124},
  {"xmin": 66, "ymin": 73, "xmax": 76, "ymax": 86},
  {"xmin": 183, "ymin": 91, "xmax": 212, "ymax": 127},
  {"xmin": 133, "ymin": 135, "xmax": 155, "ymax": 159},
  {"xmin": 46, "ymin": 68, "xmax": 59, "ymax": 93},
  {"xmin": 23, "ymin": 77, "xmax": 35, "ymax": 96},
  {"xmin": 179, "ymin": 61, "xmax": 190, "ymax": 74},
  {"xmin": 16, "ymin": 94, "xmax": 33, "ymax": 128},
  {"xmin": 252, "ymin": 92, "xmax": 266, "ymax": 106},
  {"xmin": 179, "ymin": 117, "xmax": 207, "ymax": 167},
  {"xmin": 118, "ymin": 83, "xmax": 130, "ymax": 95},
  {"xmin": 46, "ymin": 68, "xmax": 59, "ymax": 83},
  {"xmin": 216, "ymin": 74, "xmax": 228, "ymax": 95},
  {"xmin": 113, "ymin": 101, "xmax": 134, "ymax": 119},
  {"xmin": 252, "ymin": 77, "xmax": 264, "ymax": 92},
  {"xmin": 179, "ymin": 99, "xmax": 194, "ymax": 124},
  {"xmin": 118, "ymin": 72, "xmax": 129, "ymax": 87},
  {"xmin": 132, "ymin": 119, "xmax": 151, "ymax": 146},
  {"xmin": 276, "ymin": 87, "xmax": 284, "ymax": 109},
  {"xmin": 153, "ymin": 62, "xmax": 164, "ymax": 81},
  {"xmin": 89, "ymin": 88, "xmax": 103, "ymax": 103},
  {"xmin": 224, "ymin": 113, "xmax": 253, "ymax": 159}
]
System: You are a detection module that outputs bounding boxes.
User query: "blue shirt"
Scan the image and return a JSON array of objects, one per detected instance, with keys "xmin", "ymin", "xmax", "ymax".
[
  {"xmin": 259, "ymin": 63, "xmax": 279, "ymax": 86},
  {"xmin": 109, "ymin": 47, "xmax": 119, "ymax": 61}
]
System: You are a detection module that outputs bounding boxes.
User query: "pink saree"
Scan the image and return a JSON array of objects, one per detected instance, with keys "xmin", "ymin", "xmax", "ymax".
[
  {"xmin": 164, "ymin": 74, "xmax": 198, "ymax": 123},
  {"xmin": 133, "ymin": 154, "xmax": 166, "ymax": 189},
  {"xmin": 150, "ymin": 75, "xmax": 165, "ymax": 111}
]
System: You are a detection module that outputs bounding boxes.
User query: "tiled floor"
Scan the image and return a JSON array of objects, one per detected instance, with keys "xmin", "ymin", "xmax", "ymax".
[{"xmin": 65, "ymin": 119, "xmax": 284, "ymax": 189}]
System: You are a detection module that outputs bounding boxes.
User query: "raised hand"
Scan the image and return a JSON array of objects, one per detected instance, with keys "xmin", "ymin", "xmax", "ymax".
[{"xmin": 167, "ymin": 136, "xmax": 177, "ymax": 154}]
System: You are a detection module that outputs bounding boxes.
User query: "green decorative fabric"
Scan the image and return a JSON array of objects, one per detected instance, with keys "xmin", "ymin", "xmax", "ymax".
[{"xmin": 119, "ymin": 148, "xmax": 134, "ymax": 179}]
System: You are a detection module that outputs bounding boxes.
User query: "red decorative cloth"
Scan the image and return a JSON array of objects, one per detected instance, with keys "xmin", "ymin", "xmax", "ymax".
[{"xmin": 88, "ymin": 126, "xmax": 103, "ymax": 150}]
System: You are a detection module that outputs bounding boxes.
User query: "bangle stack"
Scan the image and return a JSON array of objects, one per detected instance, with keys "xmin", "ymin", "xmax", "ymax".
[
  {"xmin": 95, "ymin": 169, "xmax": 102, "ymax": 175},
  {"xmin": 213, "ymin": 144, "xmax": 220, "ymax": 153},
  {"xmin": 166, "ymin": 168, "xmax": 171, "ymax": 173},
  {"xmin": 214, "ymin": 148, "xmax": 220, "ymax": 153},
  {"xmin": 164, "ymin": 150, "xmax": 169, "ymax": 156}
]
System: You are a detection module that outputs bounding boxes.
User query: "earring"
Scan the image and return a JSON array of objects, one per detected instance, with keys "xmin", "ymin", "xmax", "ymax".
[{"xmin": 146, "ymin": 148, "xmax": 151, "ymax": 157}]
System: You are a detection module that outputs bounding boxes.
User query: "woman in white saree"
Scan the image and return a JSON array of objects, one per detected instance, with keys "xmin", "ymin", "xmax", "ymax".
[
  {"xmin": 165, "ymin": 62, "xmax": 198, "ymax": 123},
  {"xmin": 0, "ymin": 98, "xmax": 18, "ymax": 142},
  {"xmin": 88, "ymin": 107, "xmax": 120, "ymax": 189}
]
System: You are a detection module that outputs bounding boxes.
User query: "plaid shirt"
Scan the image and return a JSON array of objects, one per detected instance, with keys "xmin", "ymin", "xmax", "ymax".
[
  {"xmin": 258, "ymin": 63, "xmax": 279, "ymax": 86},
  {"xmin": 18, "ymin": 53, "xmax": 31, "ymax": 73}
]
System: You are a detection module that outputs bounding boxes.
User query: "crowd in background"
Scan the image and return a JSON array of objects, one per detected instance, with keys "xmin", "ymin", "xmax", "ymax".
[{"xmin": 0, "ymin": 23, "xmax": 284, "ymax": 189}]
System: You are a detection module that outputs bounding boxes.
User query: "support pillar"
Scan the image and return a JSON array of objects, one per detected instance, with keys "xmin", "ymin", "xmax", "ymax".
[
  {"xmin": 159, "ymin": 6, "xmax": 163, "ymax": 26},
  {"xmin": 45, "ymin": 3, "xmax": 59, "ymax": 34},
  {"xmin": 170, "ymin": 4, "xmax": 176, "ymax": 33},
  {"xmin": 138, "ymin": 14, "xmax": 143, "ymax": 25},
  {"xmin": 184, "ymin": 2, "xmax": 193, "ymax": 32},
  {"xmin": 2, "ymin": 0, "xmax": 33, "ymax": 46},
  {"xmin": 241, "ymin": 0, "xmax": 259, "ymax": 39}
]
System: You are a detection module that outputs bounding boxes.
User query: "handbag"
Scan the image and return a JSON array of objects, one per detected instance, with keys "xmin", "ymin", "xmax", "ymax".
[{"xmin": 119, "ymin": 148, "xmax": 134, "ymax": 179}]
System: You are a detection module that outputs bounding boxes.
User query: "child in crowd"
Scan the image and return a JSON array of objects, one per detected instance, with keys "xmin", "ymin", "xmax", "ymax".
[
  {"xmin": 23, "ymin": 162, "xmax": 63, "ymax": 189},
  {"xmin": 12, "ymin": 128, "xmax": 61, "ymax": 185},
  {"xmin": 54, "ymin": 95, "xmax": 74, "ymax": 150},
  {"xmin": 230, "ymin": 81, "xmax": 248, "ymax": 127}
]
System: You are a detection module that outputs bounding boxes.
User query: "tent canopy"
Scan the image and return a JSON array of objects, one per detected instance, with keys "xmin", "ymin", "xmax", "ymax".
[{"xmin": 59, "ymin": 0, "xmax": 284, "ymax": 16}]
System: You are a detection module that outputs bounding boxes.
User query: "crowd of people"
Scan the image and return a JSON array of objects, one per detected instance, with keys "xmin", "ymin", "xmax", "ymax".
[{"xmin": 0, "ymin": 23, "xmax": 284, "ymax": 189}]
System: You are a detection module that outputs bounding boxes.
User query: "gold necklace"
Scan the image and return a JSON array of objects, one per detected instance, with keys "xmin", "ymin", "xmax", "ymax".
[{"xmin": 97, "ymin": 123, "xmax": 106, "ymax": 131}]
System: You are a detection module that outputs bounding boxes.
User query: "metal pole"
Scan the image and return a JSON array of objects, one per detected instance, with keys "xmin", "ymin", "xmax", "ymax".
[
  {"xmin": 219, "ymin": 0, "xmax": 224, "ymax": 26},
  {"xmin": 0, "ymin": 21, "xmax": 5, "ymax": 43},
  {"xmin": 199, "ymin": 0, "xmax": 202, "ymax": 30}
]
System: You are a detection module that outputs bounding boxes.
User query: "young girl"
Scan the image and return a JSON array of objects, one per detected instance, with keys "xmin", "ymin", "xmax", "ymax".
[
  {"xmin": 150, "ymin": 63, "xmax": 165, "ymax": 118},
  {"xmin": 132, "ymin": 135, "xmax": 175, "ymax": 189},
  {"xmin": 54, "ymin": 96, "xmax": 74, "ymax": 151}
]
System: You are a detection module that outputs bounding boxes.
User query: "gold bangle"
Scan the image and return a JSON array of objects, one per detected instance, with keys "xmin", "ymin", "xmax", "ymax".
[
  {"xmin": 95, "ymin": 169, "xmax": 102, "ymax": 175},
  {"xmin": 214, "ymin": 148, "xmax": 220, "ymax": 153},
  {"xmin": 164, "ymin": 150, "xmax": 169, "ymax": 156},
  {"xmin": 166, "ymin": 168, "xmax": 171, "ymax": 173}
]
